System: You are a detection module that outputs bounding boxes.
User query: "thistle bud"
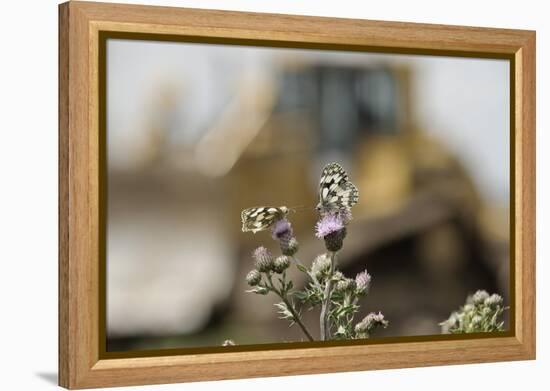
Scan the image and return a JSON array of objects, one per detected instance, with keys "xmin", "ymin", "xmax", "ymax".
[
  {"xmin": 484, "ymin": 293, "xmax": 503, "ymax": 308},
  {"xmin": 324, "ymin": 227, "xmax": 347, "ymax": 252},
  {"xmin": 472, "ymin": 290, "xmax": 490, "ymax": 305},
  {"xmin": 252, "ymin": 246, "xmax": 274, "ymax": 272},
  {"xmin": 281, "ymin": 237, "xmax": 299, "ymax": 256},
  {"xmin": 335, "ymin": 277, "xmax": 356, "ymax": 293},
  {"xmin": 273, "ymin": 255, "xmax": 291, "ymax": 273},
  {"xmin": 271, "ymin": 219, "xmax": 299, "ymax": 256},
  {"xmin": 332, "ymin": 271, "xmax": 344, "ymax": 281},
  {"xmin": 245, "ymin": 269, "xmax": 261, "ymax": 286},
  {"xmin": 311, "ymin": 254, "xmax": 331, "ymax": 281}
]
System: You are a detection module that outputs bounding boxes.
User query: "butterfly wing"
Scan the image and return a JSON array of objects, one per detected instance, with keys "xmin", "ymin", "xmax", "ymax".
[
  {"xmin": 317, "ymin": 162, "xmax": 359, "ymax": 212},
  {"xmin": 241, "ymin": 207, "xmax": 288, "ymax": 233},
  {"xmin": 336, "ymin": 180, "xmax": 359, "ymax": 209}
]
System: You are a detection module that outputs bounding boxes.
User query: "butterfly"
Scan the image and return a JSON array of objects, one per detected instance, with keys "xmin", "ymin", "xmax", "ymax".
[
  {"xmin": 316, "ymin": 162, "xmax": 359, "ymax": 213},
  {"xmin": 241, "ymin": 206, "xmax": 289, "ymax": 233}
]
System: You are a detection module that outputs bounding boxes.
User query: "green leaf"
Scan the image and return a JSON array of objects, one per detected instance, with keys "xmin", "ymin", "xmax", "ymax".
[
  {"xmin": 246, "ymin": 286, "xmax": 269, "ymax": 295},
  {"xmin": 274, "ymin": 302, "xmax": 294, "ymax": 320},
  {"xmin": 296, "ymin": 263, "xmax": 308, "ymax": 273}
]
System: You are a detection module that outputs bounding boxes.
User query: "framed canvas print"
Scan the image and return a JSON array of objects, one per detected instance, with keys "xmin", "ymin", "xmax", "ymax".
[{"xmin": 58, "ymin": 1, "xmax": 536, "ymax": 389}]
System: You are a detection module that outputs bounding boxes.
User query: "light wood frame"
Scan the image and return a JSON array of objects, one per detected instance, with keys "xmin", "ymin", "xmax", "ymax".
[{"xmin": 59, "ymin": 1, "xmax": 536, "ymax": 389}]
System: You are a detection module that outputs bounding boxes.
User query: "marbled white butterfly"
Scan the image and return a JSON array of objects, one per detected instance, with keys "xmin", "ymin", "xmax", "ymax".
[
  {"xmin": 241, "ymin": 206, "xmax": 289, "ymax": 233},
  {"xmin": 316, "ymin": 162, "xmax": 359, "ymax": 213}
]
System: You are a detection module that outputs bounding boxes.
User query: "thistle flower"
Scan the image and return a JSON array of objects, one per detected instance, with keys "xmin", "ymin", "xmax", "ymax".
[
  {"xmin": 252, "ymin": 246, "xmax": 274, "ymax": 273},
  {"xmin": 272, "ymin": 219, "xmax": 293, "ymax": 241},
  {"xmin": 273, "ymin": 255, "xmax": 291, "ymax": 273},
  {"xmin": 315, "ymin": 213, "xmax": 347, "ymax": 252},
  {"xmin": 355, "ymin": 270, "xmax": 372, "ymax": 295},
  {"xmin": 271, "ymin": 219, "xmax": 299, "ymax": 256},
  {"xmin": 246, "ymin": 269, "xmax": 262, "ymax": 286},
  {"xmin": 315, "ymin": 213, "xmax": 345, "ymax": 238},
  {"xmin": 354, "ymin": 312, "xmax": 388, "ymax": 338}
]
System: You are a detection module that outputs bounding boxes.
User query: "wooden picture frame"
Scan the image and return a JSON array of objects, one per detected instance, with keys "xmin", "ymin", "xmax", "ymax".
[{"xmin": 59, "ymin": 1, "xmax": 536, "ymax": 389}]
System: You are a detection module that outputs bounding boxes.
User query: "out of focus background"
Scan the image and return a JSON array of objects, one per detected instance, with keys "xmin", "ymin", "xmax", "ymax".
[{"xmin": 106, "ymin": 39, "xmax": 510, "ymax": 352}]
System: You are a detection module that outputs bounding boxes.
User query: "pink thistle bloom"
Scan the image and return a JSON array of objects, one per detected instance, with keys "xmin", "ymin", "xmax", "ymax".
[
  {"xmin": 271, "ymin": 219, "xmax": 293, "ymax": 240},
  {"xmin": 355, "ymin": 270, "xmax": 372, "ymax": 294},
  {"xmin": 315, "ymin": 213, "xmax": 345, "ymax": 238}
]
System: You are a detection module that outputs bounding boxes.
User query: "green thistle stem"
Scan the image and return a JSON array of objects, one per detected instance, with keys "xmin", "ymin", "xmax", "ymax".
[
  {"xmin": 320, "ymin": 251, "xmax": 337, "ymax": 340},
  {"xmin": 267, "ymin": 274, "xmax": 314, "ymax": 342}
]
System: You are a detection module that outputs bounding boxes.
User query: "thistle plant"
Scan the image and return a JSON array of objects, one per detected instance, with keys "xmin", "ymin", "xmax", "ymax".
[
  {"xmin": 440, "ymin": 290, "xmax": 507, "ymax": 334},
  {"xmin": 241, "ymin": 162, "xmax": 388, "ymax": 342},
  {"xmin": 245, "ymin": 225, "xmax": 314, "ymax": 341}
]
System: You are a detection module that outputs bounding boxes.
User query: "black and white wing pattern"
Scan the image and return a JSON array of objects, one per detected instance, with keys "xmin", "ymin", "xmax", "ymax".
[
  {"xmin": 316, "ymin": 162, "xmax": 359, "ymax": 213},
  {"xmin": 241, "ymin": 206, "xmax": 289, "ymax": 233}
]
